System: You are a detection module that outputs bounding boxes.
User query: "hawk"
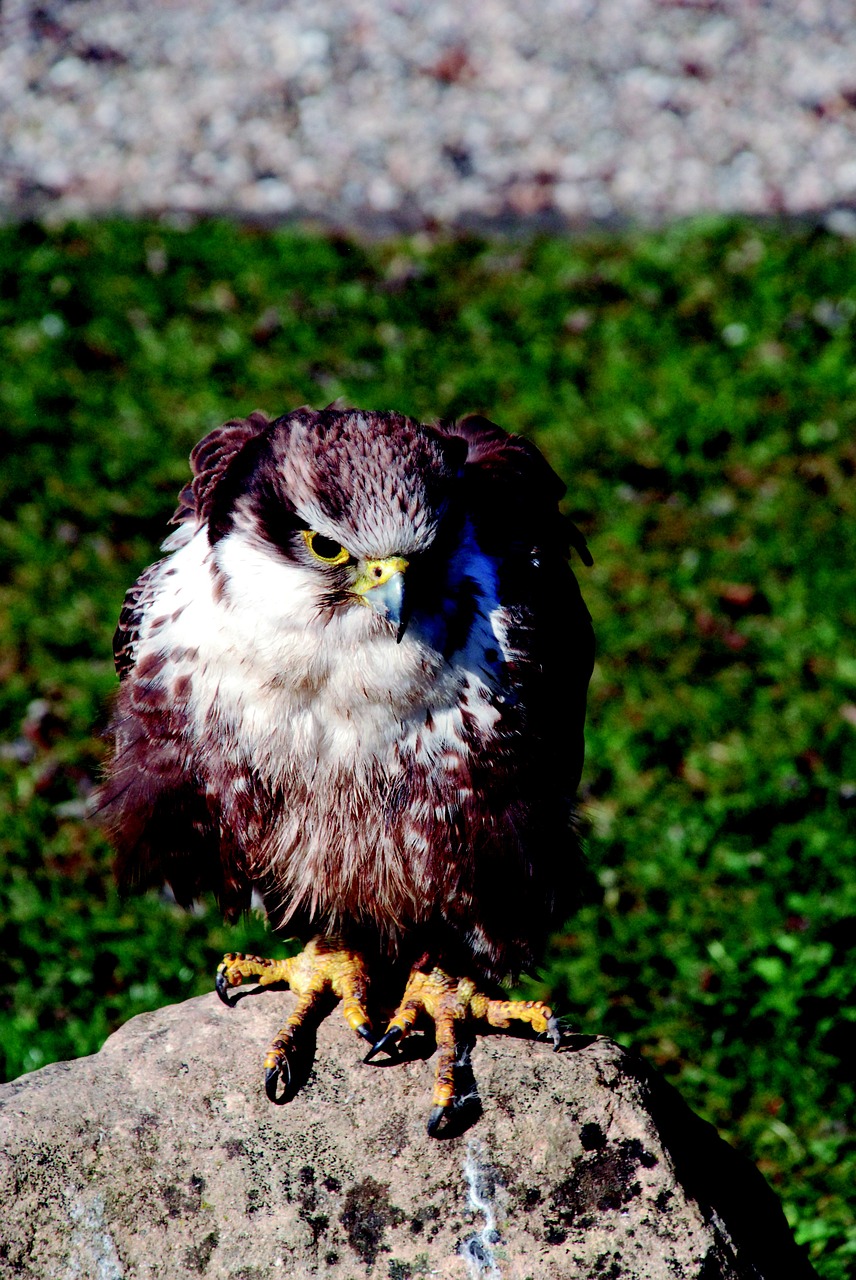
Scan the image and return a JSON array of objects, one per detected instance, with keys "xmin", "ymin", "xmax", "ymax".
[{"xmin": 101, "ymin": 407, "xmax": 593, "ymax": 1133}]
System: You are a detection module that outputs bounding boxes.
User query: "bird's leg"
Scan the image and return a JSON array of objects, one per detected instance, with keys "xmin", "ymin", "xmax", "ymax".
[
  {"xmin": 366, "ymin": 963, "xmax": 561, "ymax": 1135},
  {"xmin": 215, "ymin": 936, "xmax": 373, "ymax": 1101}
]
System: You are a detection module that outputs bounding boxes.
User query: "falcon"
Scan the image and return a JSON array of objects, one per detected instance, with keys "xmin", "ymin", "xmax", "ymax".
[{"xmin": 100, "ymin": 406, "xmax": 593, "ymax": 1133}]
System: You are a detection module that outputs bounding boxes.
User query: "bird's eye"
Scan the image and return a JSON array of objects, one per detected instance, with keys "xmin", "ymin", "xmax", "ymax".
[{"xmin": 301, "ymin": 529, "xmax": 351, "ymax": 566}]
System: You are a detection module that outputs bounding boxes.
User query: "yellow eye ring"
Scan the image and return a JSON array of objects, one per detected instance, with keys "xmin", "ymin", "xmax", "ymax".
[{"xmin": 301, "ymin": 529, "xmax": 351, "ymax": 566}]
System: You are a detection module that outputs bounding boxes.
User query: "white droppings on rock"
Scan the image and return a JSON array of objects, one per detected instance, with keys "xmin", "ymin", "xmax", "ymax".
[{"xmin": 460, "ymin": 1139, "xmax": 504, "ymax": 1279}]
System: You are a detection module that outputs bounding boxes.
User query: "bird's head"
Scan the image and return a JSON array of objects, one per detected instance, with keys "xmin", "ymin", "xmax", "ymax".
[{"xmin": 189, "ymin": 407, "xmax": 468, "ymax": 644}]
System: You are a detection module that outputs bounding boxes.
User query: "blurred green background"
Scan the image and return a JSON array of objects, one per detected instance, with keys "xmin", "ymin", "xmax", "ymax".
[{"xmin": 0, "ymin": 219, "xmax": 853, "ymax": 1275}]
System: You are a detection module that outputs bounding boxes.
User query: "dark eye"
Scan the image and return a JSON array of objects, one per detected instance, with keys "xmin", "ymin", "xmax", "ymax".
[{"xmin": 301, "ymin": 529, "xmax": 351, "ymax": 566}]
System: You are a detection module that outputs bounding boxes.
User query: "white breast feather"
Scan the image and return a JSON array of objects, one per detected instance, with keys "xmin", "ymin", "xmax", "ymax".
[{"xmin": 134, "ymin": 522, "xmax": 509, "ymax": 784}]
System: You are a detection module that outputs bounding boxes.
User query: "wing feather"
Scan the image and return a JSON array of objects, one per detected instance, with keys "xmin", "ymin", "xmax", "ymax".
[
  {"xmin": 170, "ymin": 410, "xmax": 273, "ymax": 529},
  {"xmin": 112, "ymin": 559, "xmax": 168, "ymax": 680},
  {"xmin": 434, "ymin": 414, "xmax": 595, "ymax": 971}
]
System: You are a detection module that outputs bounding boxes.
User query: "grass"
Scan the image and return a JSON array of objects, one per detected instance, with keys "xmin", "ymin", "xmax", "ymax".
[{"xmin": 0, "ymin": 217, "xmax": 853, "ymax": 1275}]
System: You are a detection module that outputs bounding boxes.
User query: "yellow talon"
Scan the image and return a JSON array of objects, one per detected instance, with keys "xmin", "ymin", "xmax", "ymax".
[
  {"xmin": 368, "ymin": 964, "xmax": 561, "ymax": 1133},
  {"xmin": 215, "ymin": 937, "xmax": 374, "ymax": 1098}
]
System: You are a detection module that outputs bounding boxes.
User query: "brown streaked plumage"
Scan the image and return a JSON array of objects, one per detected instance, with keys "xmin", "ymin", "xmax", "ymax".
[{"xmin": 99, "ymin": 406, "xmax": 593, "ymax": 1131}]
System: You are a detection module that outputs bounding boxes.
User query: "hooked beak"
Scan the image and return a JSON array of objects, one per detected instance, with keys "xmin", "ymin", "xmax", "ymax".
[{"xmin": 351, "ymin": 556, "xmax": 409, "ymax": 641}]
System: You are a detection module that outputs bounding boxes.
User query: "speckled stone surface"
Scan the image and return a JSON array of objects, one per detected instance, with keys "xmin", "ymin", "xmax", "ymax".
[
  {"xmin": 0, "ymin": 990, "xmax": 813, "ymax": 1278},
  {"xmin": 1, "ymin": 0, "xmax": 856, "ymax": 230}
]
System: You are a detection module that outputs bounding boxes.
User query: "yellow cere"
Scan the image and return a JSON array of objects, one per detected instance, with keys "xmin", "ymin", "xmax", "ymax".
[{"xmin": 351, "ymin": 556, "xmax": 409, "ymax": 597}]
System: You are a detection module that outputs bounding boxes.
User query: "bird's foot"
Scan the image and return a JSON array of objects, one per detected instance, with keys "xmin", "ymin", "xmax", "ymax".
[
  {"xmin": 215, "ymin": 937, "xmax": 373, "ymax": 1101},
  {"xmin": 365, "ymin": 964, "xmax": 561, "ymax": 1136}
]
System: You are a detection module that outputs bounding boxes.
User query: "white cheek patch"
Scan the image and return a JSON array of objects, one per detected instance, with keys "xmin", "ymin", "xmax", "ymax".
[
  {"xmin": 134, "ymin": 528, "xmax": 325, "ymax": 760},
  {"xmin": 139, "ymin": 528, "xmax": 217, "ymax": 650},
  {"xmin": 215, "ymin": 531, "xmax": 319, "ymax": 632},
  {"xmin": 146, "ymin": 529, "xmax": 325, "ymax": 679}
]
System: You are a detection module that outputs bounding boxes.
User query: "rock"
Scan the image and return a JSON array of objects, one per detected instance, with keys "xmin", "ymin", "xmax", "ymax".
[{"xmin": 0, "ymin": 991, "xmax": 813, "ymax": 1279}]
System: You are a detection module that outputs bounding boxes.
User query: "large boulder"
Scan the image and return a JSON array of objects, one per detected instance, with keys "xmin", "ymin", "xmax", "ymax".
[{"xmin": 0, "ymin": 989, "xmax": 813, "ymax": 1279}]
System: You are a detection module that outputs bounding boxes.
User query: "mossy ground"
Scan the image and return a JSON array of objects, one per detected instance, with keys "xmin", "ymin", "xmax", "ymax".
[{"xmin": 1, "ymin": 218, "xmax": 853, "ymax": 1275}]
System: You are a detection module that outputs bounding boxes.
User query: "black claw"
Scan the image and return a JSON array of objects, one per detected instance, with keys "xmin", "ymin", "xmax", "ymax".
[
  {"xmin": 265, "ymin": 1062, "xmax": 288, "ymax": 1102},
  {"xmin": 363, "ymin": 1025, "xmax": 402, "ymax": 1063},
  {"xmin": 547, "ymin": 1014, "xmax": 563, "ymax": 1051},
  {"xmin": 215, "ymin": 969, "xmax": 234, "ymax": 1006},
  {"xmin": 355, "ymin": 1022, "xmax": 375, "ymax": 1044},
  {"xmin": 426, "ymin": 1105, "xmax": 446, "ymax": 1137}
]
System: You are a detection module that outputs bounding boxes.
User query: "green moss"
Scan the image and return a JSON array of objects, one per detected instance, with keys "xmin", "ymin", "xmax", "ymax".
[{"xmin": 0, "ymin": 217, "xmax": 854, "ymax": 1276}]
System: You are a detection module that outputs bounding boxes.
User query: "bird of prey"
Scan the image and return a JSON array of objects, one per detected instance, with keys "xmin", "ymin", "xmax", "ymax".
[{"xmin": 100, "ymin": 406, "xmax": 593, "ymax": 1133}]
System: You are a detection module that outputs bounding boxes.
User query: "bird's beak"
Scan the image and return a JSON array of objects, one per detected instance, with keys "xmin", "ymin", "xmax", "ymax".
[{"xmin": 352, "ymin": 556, "xmax": 409, "ymax": 641}]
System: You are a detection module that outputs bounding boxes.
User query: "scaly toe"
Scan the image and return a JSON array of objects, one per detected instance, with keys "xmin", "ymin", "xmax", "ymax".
[
  {"xmin": 215, "ymin": 938, "xmax": 376, "ymax": 1102},
  {"xmin": 377, "ymin": 964, "xmax": 563, "ymax": 1135}
]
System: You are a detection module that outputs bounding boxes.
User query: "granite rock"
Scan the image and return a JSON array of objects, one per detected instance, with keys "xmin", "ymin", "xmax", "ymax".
[{"xmin": 0, "ymin": 989, "xmax": 814, "ymax": 1279}]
